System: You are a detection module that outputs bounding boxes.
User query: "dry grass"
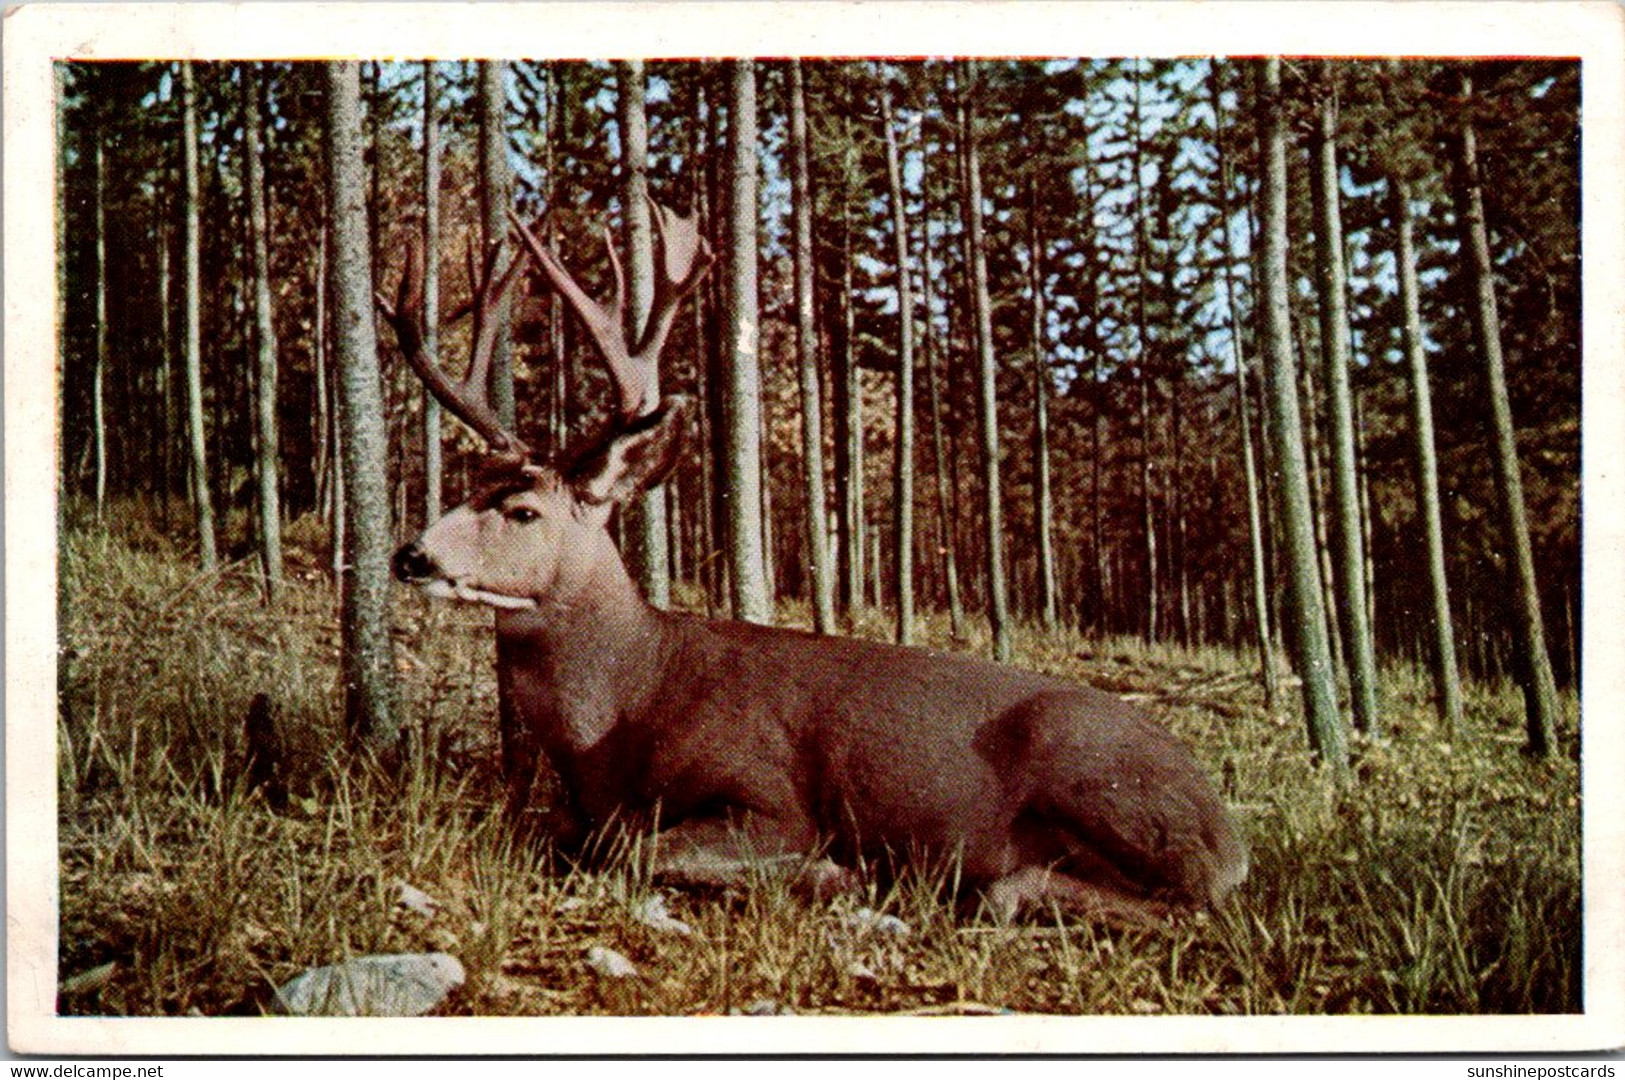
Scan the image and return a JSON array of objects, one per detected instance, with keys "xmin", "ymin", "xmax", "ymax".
[{"xmin": 55, "ymin": 507, "xmax": 1582, "ymax": 1017}]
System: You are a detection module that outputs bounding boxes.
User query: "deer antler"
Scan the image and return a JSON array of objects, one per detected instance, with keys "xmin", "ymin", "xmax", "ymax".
[
  {"xmin": 378, "ymin": 235, "xmax": 528, "ymax": 455},
  {"xmin": 509, "ymin": 197, "xmax": 714, "ymax": 420}
]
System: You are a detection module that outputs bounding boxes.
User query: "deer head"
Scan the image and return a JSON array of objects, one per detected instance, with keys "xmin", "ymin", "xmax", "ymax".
[{"xmin": 382, "ymin": 200, "xmax": 714, "ymax": 611}]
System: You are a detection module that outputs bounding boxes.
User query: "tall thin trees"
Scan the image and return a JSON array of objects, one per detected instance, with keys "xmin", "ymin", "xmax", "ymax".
[
  {"xmin": 477, "ymin": 61, "xmax": 515, "ymax": 429},
  {"xmin": 326, "ymin": 60, "xmax": 398, "ymax": 748},
  {"xmin": 245, "ymin": 64, "xmax": 283, "ymax": 600},
  {"xmin": 956, "ymin": 60, "xmax": 1012, "ymax": 662},
  {"xmin": 723, "ymin": 60, "xmax": 773, "ymax": 624},
  {"xmin": 421, "ymin": 60, "xmax": 443, "ymax": 525},
  {"xmin": 788, "ymin": 60, "xmax": 837, "ymax": 635},
  {"xmin": 880, "ymin": 80, "xmax": 917, "ymax": 645},
  {"xmin": 1452, "ymin": 71, "xmax": 1561, "ymax": 758},
  {"xmin": 1308, "ymin": 72, "xmax": 1380, "ymax": 736},
  {"xmin": 1256, "ymin": 58, "xmax": 1346, "ymax": 769},
  {"xmin": 1393, "ymin": 177, "xmax": 1465, "ymax": 734},
  {"xmin": 616, "ymin": 60, "xmax": 675, "ymax": 610},
  {"xmin": 180, "ymin": 61, "xmax": 218, "ymax": 572},
  {"xmin": 1210, "ymin": 59, "xmax": 1278, "ymax": 712}
]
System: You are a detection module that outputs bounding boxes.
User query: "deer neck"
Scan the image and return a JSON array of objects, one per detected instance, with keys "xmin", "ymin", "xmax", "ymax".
[{"xmin": 493, "ymin": 541, "xmax": 666, "ymax": 753}]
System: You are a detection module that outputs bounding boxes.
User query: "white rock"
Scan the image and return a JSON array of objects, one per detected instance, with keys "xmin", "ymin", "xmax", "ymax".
[
  {"xmin": 395, "ymin": 880, "xmax": 440, "ymax": 918},
  {"xmin": 630, "ymin": 894, "xmax": 694, "ymax": 937},
  {"xmin": 842, "ymin": 907, "xmax": 911, "ymax": 940},
  {"xmin": 585, "ymin": 946, "xmax": 639, "ymax": 979},
  {"xmin": 273, "ymin": 952, "xmax": 465, "ymax": 1017}
]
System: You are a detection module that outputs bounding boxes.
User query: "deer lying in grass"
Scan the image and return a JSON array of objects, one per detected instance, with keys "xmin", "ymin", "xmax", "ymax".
[{"xmin": 382, "ymin": 201, "xmax": 1247, "ymax": 922}]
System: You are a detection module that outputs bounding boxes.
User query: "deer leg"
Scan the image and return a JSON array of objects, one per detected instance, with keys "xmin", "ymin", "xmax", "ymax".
[
  {"xmin": 985, "ymin": 864, "xmax": 1170, "ymax": 927},
  {"xmin": 649, "ymin": 814, "xmax": 858, "ymax": 898}
]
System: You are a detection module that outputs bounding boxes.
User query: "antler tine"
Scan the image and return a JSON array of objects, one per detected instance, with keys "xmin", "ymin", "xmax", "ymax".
[
  {"xmin": 508, "ymin": 208, "xmax": 647, "ymax": 418},
  {"xmin": 634, "ymin": 198, "xmax": 716, "ymax": 363},
  {"xmin": 466, "ymin": 237, "xmax": 525, "ymax": 422},
  {"xmin": 377, "ymin": 234, "xmax": 528, "ymax": 456}
]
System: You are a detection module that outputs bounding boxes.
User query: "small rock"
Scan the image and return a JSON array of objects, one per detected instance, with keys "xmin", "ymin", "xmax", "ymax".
[
  {"xmin": 630, "ymin": 894, "xmax": 694, "ymax": 937},
  {"xmin": 842, "ymin": 907, "xmax": 911, "ymax": 940},
  {"xmin": 274, "ymin": 952, "xmax": 465, "ymax": 1017},
  {"xmin": 585, "ymin": 946, "xmax": 638, "ymax": 979},
  {"xmin": 395, "ymin": 880, "xmax": 440, "ymax": 918},
  {"xmin": 733, "ymin": 998, "xmax": 792, "ymax": 1016}
]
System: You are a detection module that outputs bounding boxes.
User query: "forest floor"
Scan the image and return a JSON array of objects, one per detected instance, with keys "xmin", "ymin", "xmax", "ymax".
[{"xmin": 53, "ymin": 506, "xmax": 1582, "ymax": 1019}]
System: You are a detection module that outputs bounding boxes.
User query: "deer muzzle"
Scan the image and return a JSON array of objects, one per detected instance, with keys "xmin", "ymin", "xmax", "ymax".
[
  {"xmin": 393, "ymin": 541, "xmax": 436, "ymax": 584},
  {"xmin": 392, "ymin": 539, "xmax": 539, "ymax": 611}
]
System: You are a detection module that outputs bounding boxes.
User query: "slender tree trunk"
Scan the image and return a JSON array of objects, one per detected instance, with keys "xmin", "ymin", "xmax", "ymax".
[
  {"xmin": 1392, "ymin": 177, "xmax": 1464, "ymax": 734},
  {"xmin": 477, "ymin": 61, "xmax": 516, "ymax": 429},
  {"xmin": 615, "ymin": 59, "xmax": 674, "ymax": 609},
  {"xmin": 880, "ymin": 85, "xmax": 917, "ymax": 645},
  {"xmin": 1131, "ymin": 65, "xmax": 1160, "ymax": 644},
  {"xmin": 1256, "ymin": 58, "xmax": 1347, "ymax": 770},
  {"xmin": 955, "ymin": 61, "xmax": 1011, "ymax": 662},
  {"xmin": 1298, "ymin": 339, "xmax": 1345, "ymax": 673},
  {"xmin": 245, "ymin": 64, "xmax": 284, "ymax": 600},
  {"xmin": 1077, "ymin": 135, "xmax": 1109, "ymax": 635},
  {"xmin": 788, "ymin": 60, "xmax": 836, "ymax": 634},
  {"xmin": 546, "ymin": 64, "xmax": 570, "ymax": 454},
  {"xmin": 723, "ymin": 60, "xmax": 772, "ymax": 625},
  {"xmin": 92, "ymin": 137, "xmax": 108, "ymax": 521},
  {"xmin": 157, "ymin": 212, "xmax": 175, "ymax": 523},
  {"xmin": 1211, "ymin": 61, "xmax": 1278, "ymax": 711},
  {"xmin": 918, "ymin": 150, "xmax": 965, "ymax": 640},
  {"xmin": 831, "ymin": 88, "xmax": 864, "ymax": 619},
  {"xmin": 314, "ymin": 216, "xmax": 332, "ymax": 525},
  {"xmin": 422, "ymin": 61, "xmax": 443, "ymax": 526},
  {"xmin": 180, "ymin": 62, "xmax": 218, "ymax": 571},
  {"xmin": 1027, "ymin": 179, "xmax": 1059, "ymax": 633},
  {"xmin": 1309, "ymin": 80, "xmax": 1380, "ymax": 736},
  {"xmin": 325, "ymin": 60, "xmax": 399, "ymax": 750},
  {"xmin": 704, "ymin": 69, "xmax": 731, "ymax": 612},
  {"xmin": 1452, "ymin": 72, "xmax": 1561, "ymax": 757}
]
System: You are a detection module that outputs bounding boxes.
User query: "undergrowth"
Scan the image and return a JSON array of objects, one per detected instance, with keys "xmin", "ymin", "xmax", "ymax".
[{"xmin": 53, "ymin": 507, "xmax": 1582, "ymax": 1016}]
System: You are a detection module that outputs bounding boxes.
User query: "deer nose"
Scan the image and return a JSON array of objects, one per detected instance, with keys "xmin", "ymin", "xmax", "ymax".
[{"xmin": 393, "ymin": 542, "xmax": 436, "ymax": 583}]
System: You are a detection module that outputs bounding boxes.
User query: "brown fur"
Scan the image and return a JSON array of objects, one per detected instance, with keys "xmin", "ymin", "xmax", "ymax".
[{"xmin": 396, "ymin": 399, "xmax": 1248, "ymax": 920}]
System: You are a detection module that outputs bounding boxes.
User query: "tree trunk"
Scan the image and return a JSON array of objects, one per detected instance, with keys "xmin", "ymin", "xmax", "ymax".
[
  {"xmin": 325, "ymin": 60, "xmax": 399, "ymax": 751},
  {"xmin": 1027, "ymin": 179, "xmax": 1059, "ymax": 633},
  {"xmin": 1452, "ymin": 71, "xmax": 1561, "ymax": 757},
  {"xmin": 918, "ymin": 140, "xmax": 965, "ymax": 640},
  {"xmin": 788, "ymin": 61, "xmax": 836, "ymax": 634},
  {"xmin": 831, "ymin": 89, "xmax": 864, "ymax": 619},
  {"xmin": 422, "ymin": 60, "xmax": 443, "ymax": 526},
  {"xmin": 1256, "ymin": 58, "xmax": 1347, "ymax": 770},
  {"xmin": 477, "ymin": 61, "xmax": 516, "ymax": 430},
  {"xmin": 92, "ymin": 136, "xmax": 108, "ymax": 522},
  {"xmin": 880, "ymin": 84, "xmax": 917, "ymax": 645},
  {"xmin": 157, "ymin": 212, "xmax": 175, "ymax": 524},
  {"xmin": 1309, "ymin": 80, "xmax": 1380, "ymax": 736},
  {"xmin": 615, "ymin": 60, "xmax": 674, "ymax": 609},
  {"xmin": 1131, "ymin": 66, "xmax": 1160, "ymax": 645},
  {"xmin": 955, "ymin": 61, "xmax": 1011, "ymax": 662},
  {"xmin": 245, "ymin": 64, "xmax": 284, "ymax": 601},
  {"xmin": 1210, "ymin": 60, "xmax": 1278, "ymax": 712},
  {"xmin": 1392, "ymin": 176, "xmax": 1464, "ymax": 734},
  {"xmin": 314, "ymin": 216, "xmax": 333, "ymax": 526},
  {"xmin": 180, "ymin": 62, "xmax": 218, "ymax": 571},
  {"xmin": 723, "ymin": 60, "xmax": 772, "ymax": 625}
]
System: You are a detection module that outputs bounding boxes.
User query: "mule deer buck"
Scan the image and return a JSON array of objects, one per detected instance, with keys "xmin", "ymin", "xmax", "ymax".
[{"xmin": 383, "ymin": 201, "xmax": 1247, "ymax": 922}]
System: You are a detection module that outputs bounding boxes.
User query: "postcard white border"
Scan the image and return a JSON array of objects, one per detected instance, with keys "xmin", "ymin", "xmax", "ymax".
[{"xmin": 6, "ymin": 0, "xmax": 1623, "ymax": 1057}]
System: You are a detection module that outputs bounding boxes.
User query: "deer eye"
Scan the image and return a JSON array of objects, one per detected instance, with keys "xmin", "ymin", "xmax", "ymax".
[{"xmin": 504, "ymin": 505, "xmax": 541, "ymax": 525}]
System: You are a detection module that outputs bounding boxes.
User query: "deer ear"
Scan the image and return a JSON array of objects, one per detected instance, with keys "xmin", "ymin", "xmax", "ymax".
[{"xmin": 569, "ymin": 395, "xmax": 691, "ymax": 506}]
